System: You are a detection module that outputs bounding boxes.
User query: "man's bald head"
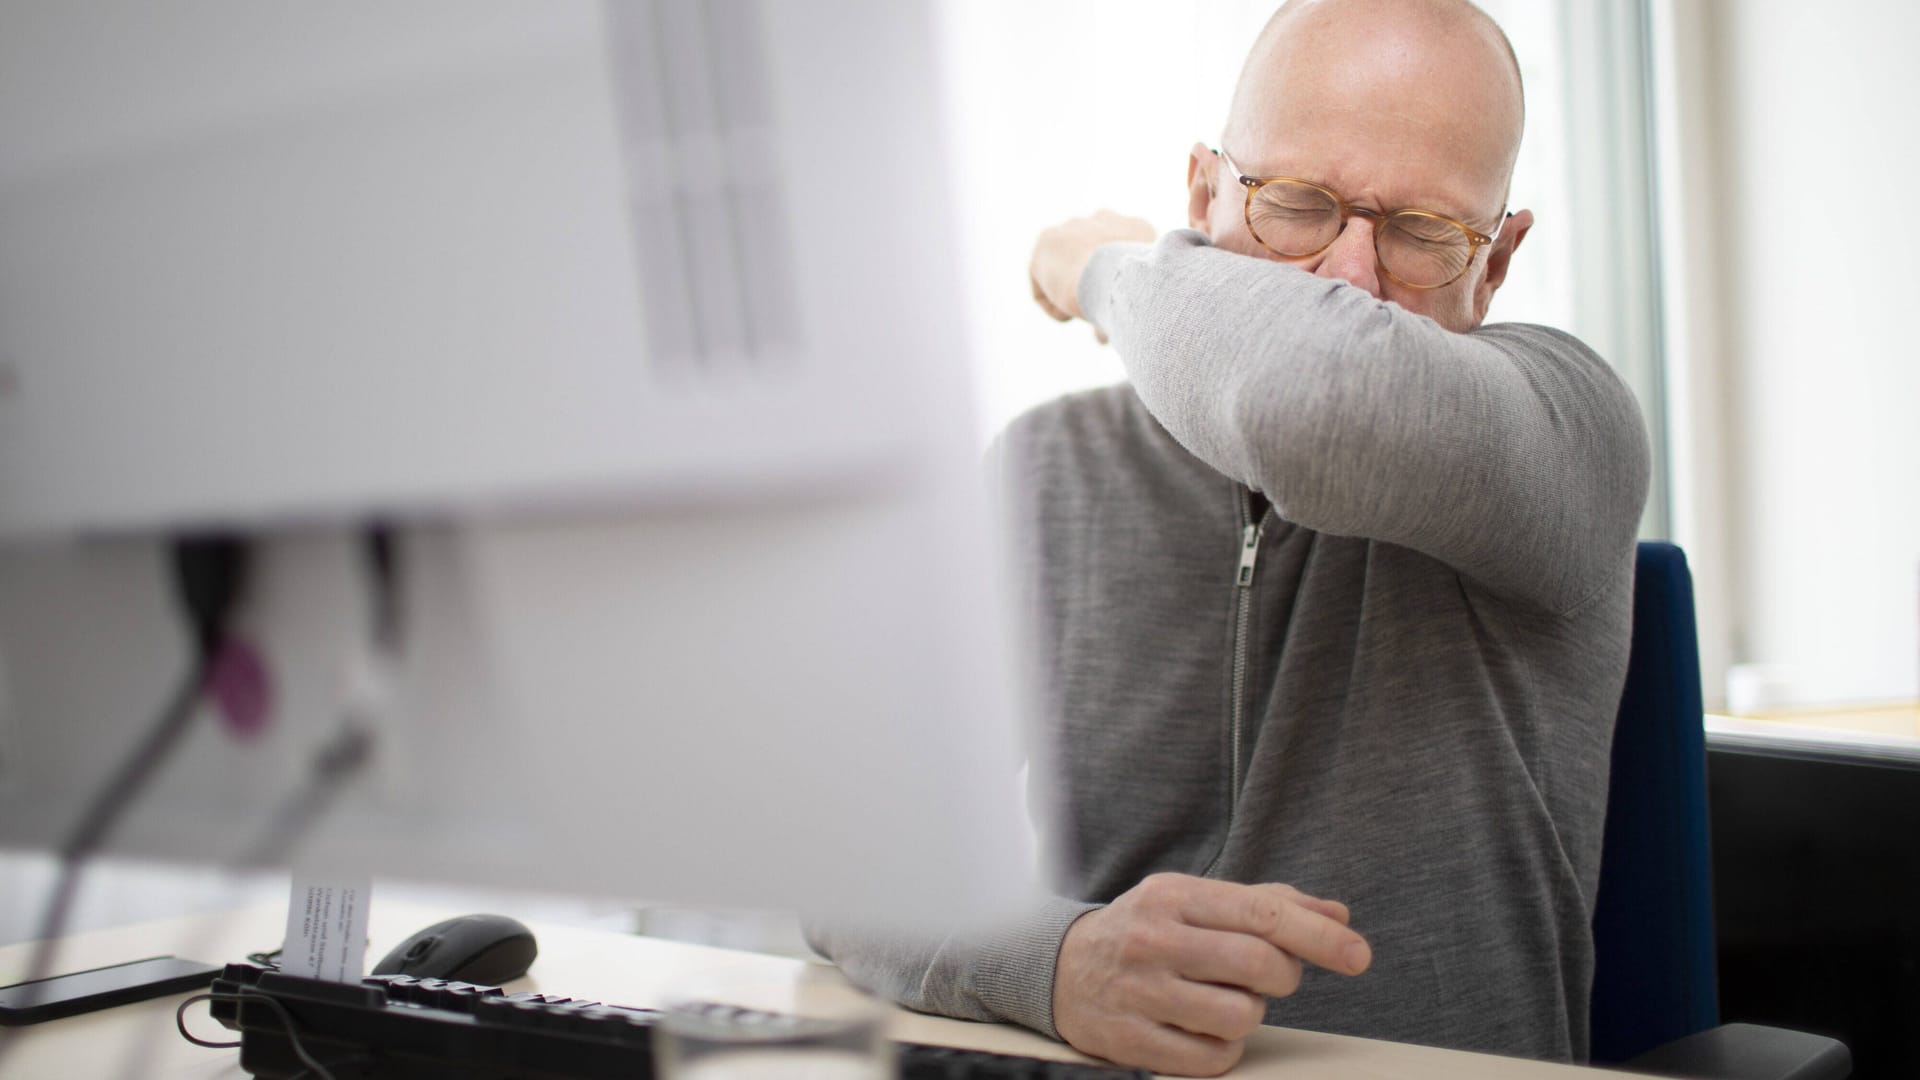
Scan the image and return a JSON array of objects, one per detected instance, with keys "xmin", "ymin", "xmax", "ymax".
[
  {"xmin": 1222, "ymin": 0, "xmax": 1525, "ymax": 213},
  {"xmin": 1188, "ymin": 0, "xmax": 1536, "ymax": 329}
]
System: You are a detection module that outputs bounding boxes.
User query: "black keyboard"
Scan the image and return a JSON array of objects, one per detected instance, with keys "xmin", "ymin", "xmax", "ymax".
[{"xmin": 205, "ymin": 963, "xmax": 1148, "ymax": 1080}]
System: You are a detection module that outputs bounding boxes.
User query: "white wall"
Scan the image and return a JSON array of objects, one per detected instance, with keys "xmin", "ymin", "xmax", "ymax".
[
  {"xmin": 1670, "ymin": 0, "xmax": 1920, "ymax": 708},
  {"xmin": 934, "ymin": 1, "xmax": 1271, "ymax": 444}
]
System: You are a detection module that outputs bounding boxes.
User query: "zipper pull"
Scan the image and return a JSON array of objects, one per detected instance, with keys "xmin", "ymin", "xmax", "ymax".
[{"xmin": 1237, "ymin": 523, "xmax": 1261, "ymax": 587}]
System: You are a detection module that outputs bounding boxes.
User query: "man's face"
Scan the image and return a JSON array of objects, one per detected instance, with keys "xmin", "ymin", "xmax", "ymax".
[{"xmin": 1190, "ymin": 2, "xmax": 1530, "ymax": 333}]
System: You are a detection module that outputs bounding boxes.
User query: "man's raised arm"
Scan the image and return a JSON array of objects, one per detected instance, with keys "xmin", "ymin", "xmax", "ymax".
[{"xmin": 1071, "ymin": 229, "xmax": 1650, "ymax": 614}]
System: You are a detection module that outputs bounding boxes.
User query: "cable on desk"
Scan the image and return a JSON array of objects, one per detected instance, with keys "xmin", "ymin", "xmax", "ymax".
[
  {"xmin": 175, "ymin": 993, "xmax": 243, "ymax": 1049},
  {"xmin": 177, "ymin": 988, "xmax": 367, "ymax": 1080}
]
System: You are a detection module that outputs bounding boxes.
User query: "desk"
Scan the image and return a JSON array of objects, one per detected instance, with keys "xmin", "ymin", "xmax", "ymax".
[{"xmin": 0, "ymin": 901, "xmax": 1634, "ymax": 1079}]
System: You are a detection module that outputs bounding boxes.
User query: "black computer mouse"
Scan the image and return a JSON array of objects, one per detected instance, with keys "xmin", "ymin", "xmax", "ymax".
[{"xmin": 372, "ymin": 913, "xmax": 538, "ymax": 985}]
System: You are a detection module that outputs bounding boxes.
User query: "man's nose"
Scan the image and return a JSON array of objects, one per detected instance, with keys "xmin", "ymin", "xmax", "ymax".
[{"xmin": 1313, "ymin": 217, "xmax": 1383, "ymax": 298}]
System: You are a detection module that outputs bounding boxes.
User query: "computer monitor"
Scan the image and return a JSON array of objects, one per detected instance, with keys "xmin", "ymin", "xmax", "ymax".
[{"xmin": 0, "ymin": 0, "xmax": 1036, "ymax": 930}]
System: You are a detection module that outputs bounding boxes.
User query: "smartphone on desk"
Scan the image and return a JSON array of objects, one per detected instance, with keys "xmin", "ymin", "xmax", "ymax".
[{"xmin": 0, "ymin": 955, "xmax": 221, "ymax": 1025}]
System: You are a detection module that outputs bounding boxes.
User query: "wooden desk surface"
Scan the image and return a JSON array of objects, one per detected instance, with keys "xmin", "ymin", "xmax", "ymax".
[{"xmin": 0, "ymin": 900, "xmax": 1637, "ymax": 1079}]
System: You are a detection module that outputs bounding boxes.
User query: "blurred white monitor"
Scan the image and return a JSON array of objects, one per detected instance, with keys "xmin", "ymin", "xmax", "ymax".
[{"xmin": 0, "ymin": 0, "xmax": 1035, "ymax": 928}]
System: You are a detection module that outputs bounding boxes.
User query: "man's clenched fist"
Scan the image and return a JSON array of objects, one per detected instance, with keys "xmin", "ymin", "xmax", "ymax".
[
  {"xmin": 1029, "ymin": 210, "xmax": 1157, "ymax": 336},
  {"xmin": 1051, "ymin": 874, "xmax": 1371, "ymax": 1077}
]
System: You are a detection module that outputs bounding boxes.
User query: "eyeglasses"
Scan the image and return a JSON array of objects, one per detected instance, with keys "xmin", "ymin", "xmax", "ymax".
[{"xmin": 1219, "ymin": 150, "xmax": 1504, "ymax": 290}]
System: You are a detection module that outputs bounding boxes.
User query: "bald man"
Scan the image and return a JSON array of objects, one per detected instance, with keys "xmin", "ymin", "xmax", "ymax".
[{"xmin": 809, "ymin": 1, "xmax": 1649, "ymax": 1073}]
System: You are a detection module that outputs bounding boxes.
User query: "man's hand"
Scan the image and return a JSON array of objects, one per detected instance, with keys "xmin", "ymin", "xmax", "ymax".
[
  {"xmin": 1029, "ymin": 211, "xmax": 1157, "ymax": 338},
  {"xmin": 1052, "ymin": 874, "xmax": 1371, "ymax": 1077}
]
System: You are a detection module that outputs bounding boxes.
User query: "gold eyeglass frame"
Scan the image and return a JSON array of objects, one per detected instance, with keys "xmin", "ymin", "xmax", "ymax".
[{"xmin": 1218, "ymin": 150, "xmax": 1503, "ymax": 290}]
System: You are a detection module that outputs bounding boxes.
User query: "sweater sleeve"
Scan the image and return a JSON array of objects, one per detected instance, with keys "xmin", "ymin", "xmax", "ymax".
[
  {"xmin": 802, "ymin": 432, "xmax": 1102, "ymax": 1041},
  {"xmin": 1079, "ymin": 230, "xmax": 1651, "ymax": 613},
  {"xmin": 803, "ymin": 899, "xmax": 1100, "ymax": 1038}
]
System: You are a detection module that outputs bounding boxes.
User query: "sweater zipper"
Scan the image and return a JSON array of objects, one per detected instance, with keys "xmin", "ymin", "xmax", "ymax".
[
  {"xmin": 1206, "ymin": 490, "xmax": 1264, "ymax": 877},
  {"xmin": 1230, "ymin": 494, "xmax": 1264, "ymax": 802}
]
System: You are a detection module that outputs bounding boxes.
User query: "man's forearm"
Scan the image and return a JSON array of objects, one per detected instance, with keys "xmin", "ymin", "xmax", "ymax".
[
  {"xmin": 804, "ymin": 897, "xmax": 1100, "ymax": 1039},
  {"xmin": 1078, "ymin": 231, "xmax": 1650, "ymax": 614}
]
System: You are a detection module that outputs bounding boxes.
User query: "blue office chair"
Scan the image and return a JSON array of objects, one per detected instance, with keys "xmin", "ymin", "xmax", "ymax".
[{"xmin": 1588, "ymin": 542, "xmax": 1850, "ymax": 1079}]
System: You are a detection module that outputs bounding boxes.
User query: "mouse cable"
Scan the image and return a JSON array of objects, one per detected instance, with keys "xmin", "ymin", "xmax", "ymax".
[{"xmin": 0, "ymin": 536, "xmax": 249, "ymax": 1068}]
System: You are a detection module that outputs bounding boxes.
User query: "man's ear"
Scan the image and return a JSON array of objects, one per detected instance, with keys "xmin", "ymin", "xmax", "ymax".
[
  {"xmin": 1187, "ymin": 142, "xmax": 1218, "ymax": 236},
  {"xmin": 1473, "ymin": 208, "xmax": 1533, "ymax": 325}
]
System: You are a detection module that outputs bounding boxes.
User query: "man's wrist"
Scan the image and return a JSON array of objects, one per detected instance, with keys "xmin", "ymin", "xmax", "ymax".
[{"xmin": 974, "ymin": 896, "xmax": 1104, "ymax": 1040}]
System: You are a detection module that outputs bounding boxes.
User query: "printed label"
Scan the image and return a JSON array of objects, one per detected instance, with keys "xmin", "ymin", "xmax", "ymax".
[{"xmin": 280, "ymin": 868, "xmax": 371, "ymax": 982}]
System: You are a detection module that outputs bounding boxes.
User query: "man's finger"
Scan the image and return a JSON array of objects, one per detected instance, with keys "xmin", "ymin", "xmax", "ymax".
[
  {"xmin": 1148, "ymin": 978, "xmax": 1267, "ymax": 1043},
  {"xmin": 1165, "ymin": 923, "xmax": 1304, "ymax": 999},
  {"xmin": 1112, "ymin": 1019, "xmax": 1245, "ymax": 1078},
  {"xmin": 1297, "ymin": 896, "xmax": 1351, "ymax": 926},
  {"xmin": 1175, "ymin": 880, "xmax": 1371, "ymax": 976},
  {"xmin": 1030, "ymin": 274, "xmax": 1071, "ymax": 322}
]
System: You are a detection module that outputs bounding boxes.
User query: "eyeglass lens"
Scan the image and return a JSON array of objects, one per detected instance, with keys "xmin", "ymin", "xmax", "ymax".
[{"xmin": 1246, "ymin": 180, "xmax": 1474, "ymax": 287}]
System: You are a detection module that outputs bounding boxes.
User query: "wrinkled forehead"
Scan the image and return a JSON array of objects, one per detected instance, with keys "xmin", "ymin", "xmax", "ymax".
[{"xmin": 1228, "ymin": 0, "xmax": 1522, "ymax": 223}]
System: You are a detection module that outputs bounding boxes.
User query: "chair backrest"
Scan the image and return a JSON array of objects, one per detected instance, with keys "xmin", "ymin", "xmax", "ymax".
[{"xmin": 1589, "ymin": 541, "xmax": 1720, "ymax": 1063}]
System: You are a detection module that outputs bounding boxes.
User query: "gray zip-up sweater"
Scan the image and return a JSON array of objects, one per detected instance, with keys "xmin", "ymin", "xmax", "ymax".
[{"xmin": 808, "ymin": 231, "xmax": 1651, "ymax": 1063}]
